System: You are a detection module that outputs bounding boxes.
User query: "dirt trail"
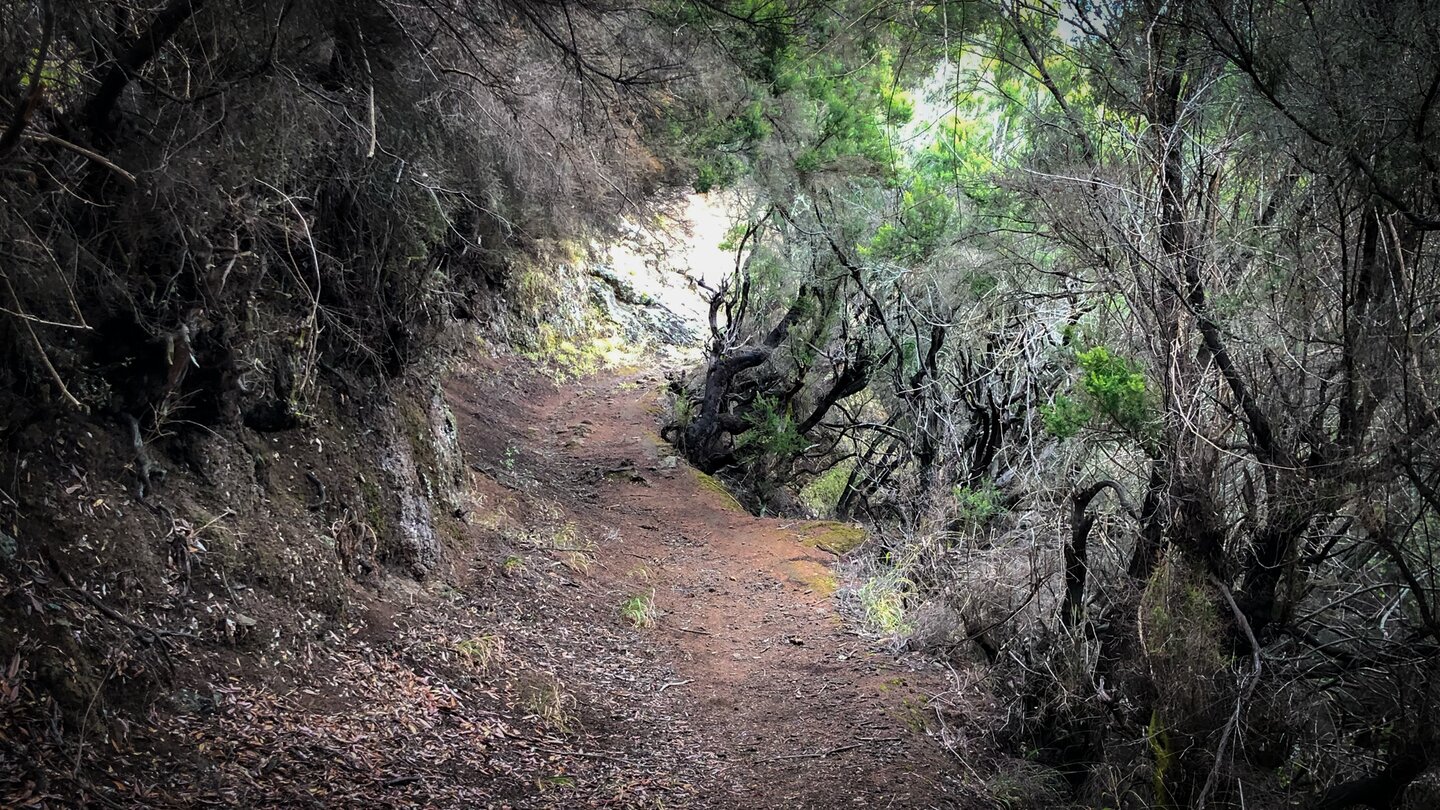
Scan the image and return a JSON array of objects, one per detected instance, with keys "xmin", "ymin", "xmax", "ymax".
[
  {"xmin": 45, "ymin": 356, "xmax": 966, "ymax": 808},
  {"xmin": 446, "ymin": 360, "xmax": 962, "ymax": 807}
]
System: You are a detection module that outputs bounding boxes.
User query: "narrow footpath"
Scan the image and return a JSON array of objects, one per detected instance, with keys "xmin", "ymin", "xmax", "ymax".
[
  {"xmin": 443, "ymin": 358, "xmax": 962, "ymax": 807},
  {"xmin": 105, "ymin": 356, "xmax": 966, "ymax": 808}
]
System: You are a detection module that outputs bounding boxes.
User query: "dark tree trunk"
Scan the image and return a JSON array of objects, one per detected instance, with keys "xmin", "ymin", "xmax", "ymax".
[
  {"xmin": 83, "ymin": 0, "xmax": 207, "ymax": 144},
  {"xmin": 1237, "ymin": 502, "xmax": 1312, "ymax": 638},
  {"xmin": 1063, "ymin": 480, "xmax": 1136, "ymax": 630},
  {"xmin": 1127, "ymin": 463, "xmax": 1168, "ymax": 581},
  {"xmin": 681, "ymin": 291, "xmax": 809, "ymax": 471},
  {"xmin": 1316, "ymin": 740, "xmax": 1431, "ymax": 810},
  {"xmin": 795, "ymin": 355, "xmax": 869, "ymax": 435}
]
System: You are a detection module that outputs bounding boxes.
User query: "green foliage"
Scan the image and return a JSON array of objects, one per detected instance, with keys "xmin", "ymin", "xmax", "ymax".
[
  {"xmin": 25, "ymin": 52, "xmax": 83, "ymax": 93},
  {"xmin": 952, "ymin": 482, "xmax": 1003, "ymax": 524},
  {"xmin": 1148, "ymin": 709, "xmax": 1175, "ymax": 809},
  {"xmin": 743, "ymin": 250, "xmax": 787, "ymax": 303},
  {"xmin": 737, "ymin": 395, "xmax": 807, "ymax": 459},
  {"xmin": 863, "ymin": 178, "xmax": 954, "ymax": 263},
  {"xmin": 695, "ymin": 155, "xmax": 747, "ymax": 193},
  {"xmin": 772, "ymin": 40, "xmax": 911, "ymax": 180},
  {"xmin": 917, "ymin": 114, "xmax": 999, "ymax": 196},
  {"xmin": 1040, "ymin": 394, "xmax": 1089, "ymax": 439},
  {"xmin": 801, "ymin": 460, "xmax": 855, "ymax": 515},
  {"xmin": 966, "ymin": 271, "xmax": 1000, "ymax": 298},
  {"xmin": 717, "ymin": 221, "xmax": 752, "ymax": 251},
  {"xmin": 1077, "ymin": 346, "xmax": 1153, "ymax": 436},
  {"xmin": 620, "ymin": 591, "xmax": 657, "ymax": 628},
  {"xmin": 1045, "ymin": 346, "xmax": 1155, "ymax": 442},
  {"xmin": 880, "ymin": 85, "xmax": 914, "ymax": 126},
  {"xmin": 671, "ymin": 395, "xmax": 695, "ymax": 428},
  {"xmin": 671, "ymin": 96, "xmax": 771, "ymax": 191},
  {"xmin": 854, "ymin": 570, "xmax": 913, "ymax": 635}
]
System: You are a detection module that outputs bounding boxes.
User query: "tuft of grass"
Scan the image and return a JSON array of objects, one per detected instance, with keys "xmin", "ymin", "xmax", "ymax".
[
  {"xmin": 549, "ymin": 520, "xmax": 583, "ymax": 548},
  {"xmin": 455, "ymin": 634, "xmax": 506, "ymax": 671},
  {"xmin": 501, "ymin": 554, "xmax": 526, "ymax": 577},
  {"xmin": 472, "ymin": 498, "xmax": 517, "ymax": 533},
  {"xmin": 854, "ymin": 571, "xmax": 913, "ymax": 636},
  {"xmin": 982, "ymin": 760, "xmax": 1070, "ymax": 810},
  {"xmin": 561, "ymin": 549, "xmax": 592, "ymax": 575},
  {"xmin": 522, "ymin": 672, "xmax": 577, "ymax": 734},
  {"xmin": 620, "ymin": 591, "xmax": 657, "ymax": 628},
  {"xmin": 551, "ymin": 523, "xmax": 595, "ymax": 574},
  {"xmin": 518, "ymin": 508, "xmax": 597, "ymax": 574}
]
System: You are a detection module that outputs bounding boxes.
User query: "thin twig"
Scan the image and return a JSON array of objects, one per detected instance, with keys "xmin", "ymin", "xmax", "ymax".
[
  {"xmin": 756, "ymin": 736, "xmax": 902, "ymax": 763},
  {"xmin": 1197, "ymin": 575, "xmax": 1262, "ymax": 809},
  {"xmin": 190, "ymin": 508, "xmax": 234, "ymax": 535},
  {"xmin": 5, "ymin": 274, "xmax": 83, "ymax": 409},
  {"xmin": 0, "ymin": 305, "xmax": 91, "ymax": 329},
  {"xmin": 362, "ymin": 46, "xmax": 378, "ymax": 159},
  {"xmin": 256, "ymin": 179, "xmax": 322, "ymax": 398},
  {"xmin": 21, "ymin": 131, "xmax": 137, "ymax": 184}
]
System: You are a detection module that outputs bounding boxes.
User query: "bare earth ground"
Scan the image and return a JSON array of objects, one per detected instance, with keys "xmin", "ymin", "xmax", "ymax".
[
  {"xmin": 445, "ymin": 358, "xmax": 965, "ymax": 808},
  {"xmin": 4, "ymin": 354, "xmax": 969, "ymax": 808}
]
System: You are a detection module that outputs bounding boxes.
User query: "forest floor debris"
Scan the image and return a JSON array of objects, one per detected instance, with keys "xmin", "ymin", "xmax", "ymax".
[{"xmin": 3, "ymin": 356, "xmax": 971, "ymax": 808}]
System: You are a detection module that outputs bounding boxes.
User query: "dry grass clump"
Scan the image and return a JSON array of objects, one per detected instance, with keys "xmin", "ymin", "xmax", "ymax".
[{"xmin": 520, "ymin": 672, "xmax": 579, "ymax": 735}]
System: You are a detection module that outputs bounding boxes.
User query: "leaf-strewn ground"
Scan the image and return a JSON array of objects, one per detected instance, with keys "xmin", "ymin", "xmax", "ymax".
[{"xmin": 3, "ymin": 355, "xmax": 968, "ymax": 808}]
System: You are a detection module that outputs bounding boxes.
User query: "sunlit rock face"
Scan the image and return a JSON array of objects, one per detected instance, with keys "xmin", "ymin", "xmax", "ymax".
[{"xmin": 588, "ymin": 192, "xmax": 744, "ymax": 356}]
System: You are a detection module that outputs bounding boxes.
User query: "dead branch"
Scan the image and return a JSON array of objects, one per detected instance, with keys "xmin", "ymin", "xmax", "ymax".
[
  {"xmin": 1196, "ymin": 575, "xmax": 1262, "ymax": 810},
  {"xmin": 47, "ymin": 556, "xmax": 196, "ymax": 646},
  {"xmin": 21, "ymin": 132, "xmax": 137, "ymax": 184}
]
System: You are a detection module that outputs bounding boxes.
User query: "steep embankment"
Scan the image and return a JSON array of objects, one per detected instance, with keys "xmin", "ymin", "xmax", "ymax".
[{"xmin": 2, "ymin": 351, "xmax": 966, "ymax": 807}]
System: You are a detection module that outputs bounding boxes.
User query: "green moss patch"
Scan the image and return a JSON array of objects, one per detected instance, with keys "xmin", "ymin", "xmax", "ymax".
[
  {"xmin": 689, "ymin": 468, "xmax": 746, "ymax": 512},
  {"xmin": 796, "ymin": 521, "xmax": 867, "ymax": 554},
  {"xmin": 777, "ymin": 559, "xmax": 838, "ymax": 596}
]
